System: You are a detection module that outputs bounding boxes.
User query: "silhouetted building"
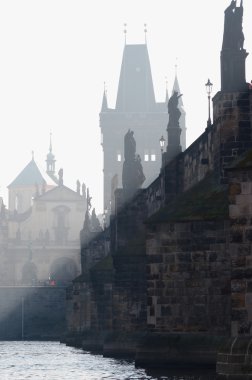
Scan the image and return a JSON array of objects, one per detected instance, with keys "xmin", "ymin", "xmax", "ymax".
[{"xmin": 100, "ymin": 42, "xmax": 186, "ymax": 212}]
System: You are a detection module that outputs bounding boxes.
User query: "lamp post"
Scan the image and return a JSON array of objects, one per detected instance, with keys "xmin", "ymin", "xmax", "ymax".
[
  {"xmin": 159, "ymin": 135, "xmax": 166, "ymax": 154},
  {"xmin": 205, "ymin": 79, "xmax": 213, "ymax": 127},
  {"xmin": 159, "ymin": 135, "xmax": 166, "ymax": 169},
  {"xmin": 103, "ymin": 207, "xmax": 108, "ymax": 230}
]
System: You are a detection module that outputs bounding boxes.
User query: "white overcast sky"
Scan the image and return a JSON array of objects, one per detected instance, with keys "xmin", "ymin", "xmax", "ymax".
[{"xmin": 0, "ymin": 0, "xmax": 251, "ymax": 213}]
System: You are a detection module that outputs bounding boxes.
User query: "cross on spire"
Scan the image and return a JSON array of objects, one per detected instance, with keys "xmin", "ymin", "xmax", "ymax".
[
  {"xmin": 165, "ymin": 76, "xmax": 169, "ymax": 103},
  {"xmin": 144, "ymin": 23, "xmax": 147, "ymax": 44},
  {"xmin": 123, "ymin": 23, "xmax": 127, "ymax": 45},
  {"xmin": 175, "ymin": 57, "xmax": 178, "ymax": 76},
  {"xmin": 49, "ymin": 131, "xmax": 52, "ymax": 153}
]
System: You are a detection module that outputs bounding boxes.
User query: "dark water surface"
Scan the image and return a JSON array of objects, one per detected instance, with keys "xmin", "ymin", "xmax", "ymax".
[{"xmin": 0, "ymin": 341, "xmax": 217, "ymax": 379}]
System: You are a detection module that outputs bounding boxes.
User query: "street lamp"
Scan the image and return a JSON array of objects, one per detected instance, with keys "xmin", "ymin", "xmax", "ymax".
[
  {"xmin": 103, "ymin": 207, "xmax": 108, "ymax": 230},
  {"xmin": 159, "ymin": 135, "xmax": 166, "ymax": 153},
  {"xmin": 205, "ymin": 79, "xmax": 213, "ymax": 127}
]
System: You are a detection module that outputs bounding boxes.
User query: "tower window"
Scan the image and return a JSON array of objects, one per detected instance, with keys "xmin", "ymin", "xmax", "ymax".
[
  {"xmin": 144, "ymin": 154, "xmax": 149, "ymax": 162},
  {"xmin": 117, "ymin": 153, "xmax": 122, "ymax": 162},
  {"xmin": 151, "ymin": 154, "xmax": 156, "ymax": 162}
]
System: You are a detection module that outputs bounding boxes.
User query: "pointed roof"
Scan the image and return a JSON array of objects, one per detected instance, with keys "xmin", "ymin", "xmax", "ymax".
[
  {"xmin": 8, "ymin": 159, "xmax": 57, "ymax": 188},
  {"xmin": 115, "ymin": 44, "xmax": 156, "ymax": 112},
  {"xmin": 172, "ymin": 75, "xmax": 184, "ymax": 107},
  {"xmin": 101, "ymin": 89, "xmax": 108, "ymax": 111},
  {"xmin": 36, "ymin": 184, "xmax": 85, "ymax": 202}
]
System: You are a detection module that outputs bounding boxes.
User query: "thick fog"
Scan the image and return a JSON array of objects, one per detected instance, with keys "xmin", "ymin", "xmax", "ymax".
[{"xmin": 0, "ymin": 0, "xmax": 251, "ymax": 213}]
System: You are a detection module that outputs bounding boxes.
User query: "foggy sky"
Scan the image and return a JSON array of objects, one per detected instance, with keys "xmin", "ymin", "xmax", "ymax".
[{"xmin": 0, "ymin": 0, "xmax": 251, "ymax": 213}]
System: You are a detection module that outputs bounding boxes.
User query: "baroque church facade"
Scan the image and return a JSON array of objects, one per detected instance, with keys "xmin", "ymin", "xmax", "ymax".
[
  {"xmin": 0, "ymin": 140, "xmax": 87, "ymax": 285},
  {"xmin": 100, "ymin": 42, "xmax": 186, "ymax": 213}
]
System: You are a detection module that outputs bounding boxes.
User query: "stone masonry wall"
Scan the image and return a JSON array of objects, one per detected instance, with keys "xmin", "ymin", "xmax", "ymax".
[
  {"xmin": 228, "ymin": 166, "xmax": 252, "ymax": 336},
  {"xmin": 146, "ymin": 220, "xmax": 231, "ymax": 335},
  {"xmin": 111, "ymin": 189, "xmax": 148, "ymax": 334}
]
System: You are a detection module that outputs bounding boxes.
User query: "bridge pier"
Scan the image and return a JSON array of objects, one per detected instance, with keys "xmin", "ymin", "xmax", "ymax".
[{"xmin": 217, "ymin": 336, "xmax": 252, "ymax": 379}]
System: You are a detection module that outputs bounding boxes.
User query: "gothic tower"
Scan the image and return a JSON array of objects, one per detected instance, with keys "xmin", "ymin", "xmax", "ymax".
[{"xmin": 100, "ymin": 42, "xmax": 186, "ymax": 212}]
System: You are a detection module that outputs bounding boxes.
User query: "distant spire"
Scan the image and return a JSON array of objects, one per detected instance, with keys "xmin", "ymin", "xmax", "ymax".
[
  {"xmin": 123, "ymin": 23, "xmax": 127, "ymax": 45},
  {"xmin": 32, "ymin": 151, "xmax": 34, "ymax": 161},
  {"xmin": 101, "ymin": 82, "xmax": 108, "ymax": 111},
  {"xmin": 46, "ymin": 132, "xmax": 56, "ymax": 177},
  {"xmin": 172, "ymin": 65, "xmax": 184, "ymax": 107},
  {"xmin": 175, "ymin": 58, "xmax": 178, "ymax": 76},
  {"xmin": 144, "ymin": 23, "xmax": 147, "ymax": 44},
  {"xmin": 165, "ymin": 76, "xmax": 169, "ymax": 103},
  {"xmin": 49, "ymin": 131, "xmax": 52, "ymax": 153}
]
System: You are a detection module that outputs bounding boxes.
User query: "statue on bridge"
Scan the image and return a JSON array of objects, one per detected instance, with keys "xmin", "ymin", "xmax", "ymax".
[
  {"xmin": 122, "ymin": 130, "xmax": 145, "ymax": 198},
  {"xmin": 222, "ymin": 0, "xmax": 244, "ymax": 51},
  {"xmin": 167, "ymin": 91, "xmax": 183, "ymax": 129},
  {"xmin": 221, "ymin": 0, "xmax": 248, "ymax": 92}
]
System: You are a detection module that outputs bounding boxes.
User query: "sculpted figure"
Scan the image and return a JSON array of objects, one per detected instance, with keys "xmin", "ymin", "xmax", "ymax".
[
  {"xmin": 124, "ymin": 129, "xmax": 136, "ymax": 161},
  {"xmin": 87, "ymin": 188, "xmax": 92, "ymax": 211},
  {"xmin": 135, "ymin": 155, "xmax": 146, "ymax": 188},
  {"xmin": 58, "ymin": 168, "xmax": 63, "ymax": 186},
  {"xmin": 122, "ymin": 130, "xmax": 145, "ymax": 196},
  {"xmin": 168, "ymin": 91, "xmax": 183, "ymax": 128},
  {"xmin": 82, "ymin": 183, "xmax": 86, "ymax": 198},
  {"xmin": 222, "ymin": 0, "xmax": 244, "ymax": 50},
  {"xmin": 76, "ymin": 180, "xmax": 80, "ymax": 194}
]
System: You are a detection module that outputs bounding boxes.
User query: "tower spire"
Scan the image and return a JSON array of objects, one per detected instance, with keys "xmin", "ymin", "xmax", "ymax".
[
  {"xmin": 172, "ymin": 68, "xmax": 184, "ymax": 107},
  {"xmin": 49, "ymin": 131, "xmax": 52, "ymax": 153},
  {"xmin": 175, "ymin": 57, "xmax": 178, "ymax": 77},
  {"xmin": 123, "ymin": 23, "xmax": 127, "ymax": 45},
  {"xmin": 46, "ymin": 132, "xmax": 56, "ymax": 179},
  {"xmin": 101, "ymin": 82, "xmax": 108, "ymax": 111},
  {"xmin": 165, "ymin": 76, "xmax": 169, "ymax": 103},
  {"xmin": 144, "ymin": 23, "xmax": 147, "ymax": 44}
]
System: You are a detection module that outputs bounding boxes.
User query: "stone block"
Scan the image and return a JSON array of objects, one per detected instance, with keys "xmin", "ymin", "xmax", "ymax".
[
  {"xmin": 232, "ymin": 293, "xmax": 245, "ymax": 308},
  {"xmin": 231, "ymin": 229, "xmax": 243, "ymax": 243},
  {"xmin": 245, "ymin": 293, "xmax": 252, "ymax": 307},
  {"xmin": 245, "ymin": 268, "xmax": 252, "ymax": 278},
  {"xmin": 232, "ymin": 256, "xmax": 246, "ymax": 268},
  {"xmin": 232, "ymin": 269, "xmax": 245, "ymax": 280},
  {"xmin": 230, "ymin": 205, "xmax": 242, "ymax": 218},
  {"xmin": 232, "ymin": 309, "xmax": 248, "ymax": 321},
  {"xmin": 231, "ymin": 280, "xmax": 246, "ymax": 293},
  {"xmin": 241, "ymin": 182, "xmax": 252, "ymax": 195},
  {"xmin": 236, "ymin": 194, "xmax": 252, "ymax": 205}
]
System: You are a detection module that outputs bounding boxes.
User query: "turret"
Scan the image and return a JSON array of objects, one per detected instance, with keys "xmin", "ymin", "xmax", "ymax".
[{"xmin": 46, "ymin": 132, "xmax": 56, "ymax": 179}]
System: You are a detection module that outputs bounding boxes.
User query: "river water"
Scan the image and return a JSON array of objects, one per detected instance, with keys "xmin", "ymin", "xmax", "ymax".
[{"xmin": 0, "ymin": 341, "xmax": 217, "ymax": 380}]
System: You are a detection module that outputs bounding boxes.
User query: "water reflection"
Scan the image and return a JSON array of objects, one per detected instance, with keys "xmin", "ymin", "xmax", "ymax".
[{"xmin": 0, "ymin": 341, "xmax": 216, "ymax": 380}]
